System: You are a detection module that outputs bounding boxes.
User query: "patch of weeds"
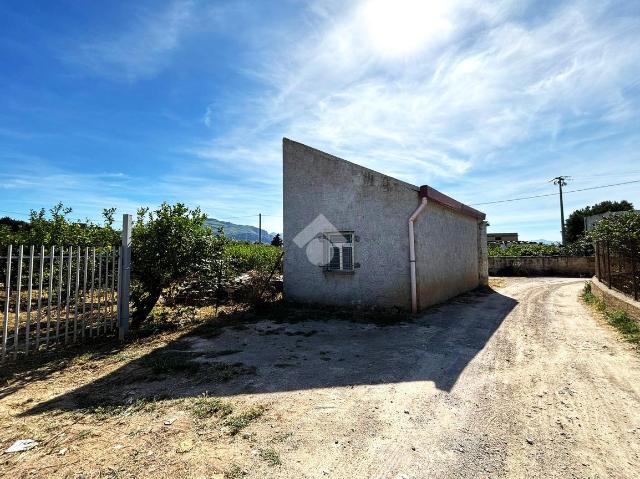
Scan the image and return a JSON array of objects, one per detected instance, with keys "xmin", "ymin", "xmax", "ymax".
[
  {"xmin": 225, "ymin": 464, "xmax": 245, "ymax": 479},
  {"xmin": 582, "ymin": 282, "xmax": 640, "ymax": 345},
  {"xmin": 191, "ymin": 395, "xmax": 234, "ymax": 419},
  {"xmin": 139, "ymin": 351, "xmax": 202, "ymax": 374},
  {"xmin": 79, "ymin": 395, "xmax": 166, "ymax": 420},
  {"xmin": 582, "ymin": 282, "xmax": 607, "ymax": 312},
  {"xmin": 196, "ymin": 362, "xmax": 257, "ymax": 383},
  {"xmin": 74, "ymin": 351, "xmax": 98, "ymax": 363},
  {"xmin": 110, "ymin": 352, "xmax": 130, "ymax": 362},
  {"xmin": 259, "ymin": 448, "xmax": 281, "ymax": 466},
  {"xmin": 607, "ymin": 309, "xmax": 640, "ymax": 343},
  {"xmin": 224, "ymin": 405, "xmax": 265, "ymax": 435}
]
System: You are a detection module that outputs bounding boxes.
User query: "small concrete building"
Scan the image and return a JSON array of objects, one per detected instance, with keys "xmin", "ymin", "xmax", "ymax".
[
  {"xmin": 487, "ymin": 232, "xmax": 519, "ymax": 242},
  {"xmin": 282, "ymin": 139, "xmax": 488, "ymax": 312}
]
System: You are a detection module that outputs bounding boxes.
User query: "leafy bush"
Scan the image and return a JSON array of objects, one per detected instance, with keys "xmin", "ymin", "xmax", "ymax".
[
  {"xmin": 566, "ymin": 200, "xmax": 633, "ymax": 243},
  {"xmin": 130, "ymin": 203, "xmax": 227, "ymax": 327},
  {"xmin": 225, "ymin": 242, "xmax": 282, "ymax": 275},
  {"xmin": 587, "ymin": 210, "xmax": 640, "ymax": 253},
  {"xmin": 0, "ymin": 203, "xmax": 118, "ymax": 247},
  {"xmin": 488, "ymin": 238, "xmax": 593, "ymax": 257}
]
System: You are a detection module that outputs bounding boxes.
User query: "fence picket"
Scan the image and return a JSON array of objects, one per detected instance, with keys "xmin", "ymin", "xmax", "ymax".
[
  {"xmin": 55, "ymin": 247, "xmax": 64, "ymax": 343},
  {"xmin": 90, "ymin": 248, "xmax": 95, "ymax": 338},
  {"xmin": 111, "ymin": 251, "xmax": 116, "ymax": 329},
  {"xmin": 64, "ymin": 246, "xmax": 72, "ymax": 344},
  {"xmin": 13, "ymin": 246, "xmax": 23, "ymax": 359},
  {"xmin": 35, "ymin": 245, "xmax": 44, "ymax": 350},
  {"xmin": 82, "ymin": 247, "xmax": 88, "ymax": 340},
  {"xmin": 46, "ymin": 245, "xmax": 55, "ymax": 348},
  {"xmin": 25, "ymin": 246, "xmax": 34, "ymax": 354},
  {"xmin": 97, "ymin": 252, "xmax": 102, "ymax": 335},
  {"xmin": 2, "ymin": 245, "xmax": 12, "ymax": 361},
  {"xmin": 1, "ymin": 240, "xmax": 122, "ymax": 360},
  {"xmin": 74, "ymin": 247, "xmax": 80, "ymax": 342},
  {"xmin": 104, "ymin": 251, "xmax": 109, "ymax": 332}
]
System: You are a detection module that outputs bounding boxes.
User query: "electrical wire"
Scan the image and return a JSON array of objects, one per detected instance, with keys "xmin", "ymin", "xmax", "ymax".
[{"xmin": 470, "ymin": 179, "xmax": 640, "ymax": 206}]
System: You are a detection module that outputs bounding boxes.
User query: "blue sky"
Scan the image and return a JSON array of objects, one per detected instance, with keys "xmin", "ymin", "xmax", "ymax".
[{"xmin": 1, "ymin": 0, "xmax": 639, "ymax": 239}]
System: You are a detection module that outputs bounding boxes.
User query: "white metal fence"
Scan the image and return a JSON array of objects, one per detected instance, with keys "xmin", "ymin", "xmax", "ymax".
[{"xmin": 0, "ymin": 214, "xmax": 132, "ymax": 361}]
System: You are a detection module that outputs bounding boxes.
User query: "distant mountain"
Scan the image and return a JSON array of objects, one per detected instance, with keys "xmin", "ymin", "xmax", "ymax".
[{"xmin": 205, "ymin": 218, "xmax": 275, "ymax": 243}]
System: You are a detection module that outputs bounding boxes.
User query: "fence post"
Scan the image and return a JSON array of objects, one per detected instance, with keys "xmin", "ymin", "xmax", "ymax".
[
  {"xmin": 632, "ymin": 248, "xmax": 638, "ymax": 302},
  {"xmin": 606, "ymin": 241, "xmax": 612, "ymax": 289},
  {"xmin": 118, "ymin": 214, "xmax": 132, "ymax": 340}
]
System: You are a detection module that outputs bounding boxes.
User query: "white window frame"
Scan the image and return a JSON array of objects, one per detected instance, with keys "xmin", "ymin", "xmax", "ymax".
[{"xmin": 325, "ymin": 231, "xmax": 354, "ymax": 272}]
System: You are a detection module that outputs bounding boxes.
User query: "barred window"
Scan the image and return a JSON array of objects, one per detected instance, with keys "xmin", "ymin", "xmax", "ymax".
[{"xmin": 326, "ymin": 232, "xmax": 354, "ymax": 272}]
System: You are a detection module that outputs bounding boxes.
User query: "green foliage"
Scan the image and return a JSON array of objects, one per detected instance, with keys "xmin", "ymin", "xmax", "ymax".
[
  {"xmin": 0, "ymin": 203, "xmax": 119, "ymax": 247},
  {"xmin": 565, "ymin": 200, "xmax": 633, "ymax": 243},
  {"xmin": 130, "ymin": 203, "xmax": 228, "ymax": 326},
  {"xmin": 581, "ymin": 282, "xmax": 640, "ymax": 345},
  {"xmin": 587, "ymin": 210, "xmax": 640, "ymax": 253},
  {"xmin": 191, "ymin": 395, "xmax": 234, "ymax": 419},
  {"xmin": 259, "ymin": 448, "xmax": 282, "ymax": 466},
  {"xmin": 488, "ymin": 238, "xmax": 593, "ymax": 257},
  {"xmin": 224, "ymin": 405, "xmax": 265, "ymax": 435},
  {"xmin": 225, "ymin": 241, "xmax": 282, "ymax": 274}
]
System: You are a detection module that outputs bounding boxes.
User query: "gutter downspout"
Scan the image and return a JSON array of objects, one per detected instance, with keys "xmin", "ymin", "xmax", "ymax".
[{"xmin": 409, "ymin": 197, "xmax": 428, "ymax": 313}]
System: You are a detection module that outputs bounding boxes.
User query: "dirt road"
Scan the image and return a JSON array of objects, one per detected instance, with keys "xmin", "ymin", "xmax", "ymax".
[
  {"xmin": 3, "ymin": 277, "xmax": 640, "ymax": 478},
  {"xmin": 239, "ymin": 277, "xmax": 640, "ymax": 478}
]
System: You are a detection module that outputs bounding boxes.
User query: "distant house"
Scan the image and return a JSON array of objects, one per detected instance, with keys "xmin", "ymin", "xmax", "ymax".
[
  {"xmin": 487, "ymin": 233, "xmax": 518, "ymax": 242},
  {"xmin": 282, "ymin": 139, "xmax": 488, "ymax": 313},
  {"xmin": 584, "ymin": 211, "xmax": 640, "ymax": 232}
]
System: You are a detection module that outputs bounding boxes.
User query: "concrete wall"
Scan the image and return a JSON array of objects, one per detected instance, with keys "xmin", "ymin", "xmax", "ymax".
[
  {"xmin": 591, "ymin": 276, "xmax": 640, "ymax": 323},
  {"xmin": 283, "ymin": 138, "xmax": 485, "ymax": 310},
  {"xmin": 414, "ymin": 202, "xmax": 480, "ymax": 307},
  {"xmin": 489, "ymin": 256, "xmax": 595, "ymax": 277}
]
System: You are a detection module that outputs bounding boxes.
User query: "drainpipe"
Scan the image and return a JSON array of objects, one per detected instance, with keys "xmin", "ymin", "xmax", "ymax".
[{"xmin": 409, "ymin": 197, "xmax": 428, "ymax": 313}]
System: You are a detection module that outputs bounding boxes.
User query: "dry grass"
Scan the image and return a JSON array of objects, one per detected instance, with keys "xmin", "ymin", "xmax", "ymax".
[
  {"xmin": 488, "ymin": 277, "xmax": 507, "ymax": 289},
  {"xmin": 0, "ymin": 308, "xmax": 271, "ymax": 479}
]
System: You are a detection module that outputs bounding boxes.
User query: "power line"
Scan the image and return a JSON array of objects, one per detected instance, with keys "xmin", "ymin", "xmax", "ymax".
[{"xmin": 470, "ymin": 179, "xmax": 640, "ymax": 206}]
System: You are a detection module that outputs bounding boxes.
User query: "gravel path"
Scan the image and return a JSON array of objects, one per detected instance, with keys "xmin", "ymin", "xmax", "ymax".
[{"xmin": 246, "ymin": 277, "xmax": 640, "ymax": 478}]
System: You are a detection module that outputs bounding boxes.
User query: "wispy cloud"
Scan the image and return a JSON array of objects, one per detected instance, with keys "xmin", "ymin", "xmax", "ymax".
[
  {"xmin": 188, "ymin": 0, "xmax": 640, "ymax": 238},
  {"xmin": 68, "ymin": 0, "xmax": 195, "ymax": 81}
]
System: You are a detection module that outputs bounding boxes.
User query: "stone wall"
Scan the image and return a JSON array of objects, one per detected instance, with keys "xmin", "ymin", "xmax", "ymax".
[
  {"xmin": 489, "ymin": 256, "xmax": 594, "ymax": 277},
  {"xmin": 591, "ymin": 276, "xmax": 640, "ymax": 322}
]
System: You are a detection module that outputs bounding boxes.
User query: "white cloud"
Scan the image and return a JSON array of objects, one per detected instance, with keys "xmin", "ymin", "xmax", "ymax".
[
  {"xmin": 70, "ymin": 0, "xmax": 195, "ymax": 81},
  {"xmin": 190, "ymin": 0, "xmax": 640, "ymax": 239}
]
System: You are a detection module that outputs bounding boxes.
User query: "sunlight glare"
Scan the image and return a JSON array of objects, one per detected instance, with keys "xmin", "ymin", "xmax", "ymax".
[{"xmin": 361, "ymin": 0, "xmax": 452, "ymax": 57}]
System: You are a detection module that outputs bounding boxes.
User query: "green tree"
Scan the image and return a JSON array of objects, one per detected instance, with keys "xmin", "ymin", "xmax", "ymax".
[
  {"xmin": 565, "ymin": 200, "xmax": 633, "ymax": 243},
  {"xmin": 587, "ymin": 210, "xmax": 640, "ymax": 253},
  {"xmin": 270, "ymin": 233, "xmax": 283, "ymax": 247},
  {"xmin": 130, "ymin": 203, "xmax": 228, "ymax": 327},
  {"xmin": 0, "ymin": 203, "xmax": 118, "ymax": 247}
]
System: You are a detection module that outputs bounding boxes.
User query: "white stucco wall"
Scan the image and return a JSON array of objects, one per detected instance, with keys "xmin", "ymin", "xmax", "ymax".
[{"xmin": 282, "ymin": 138, "xmax": 484, "ymax": 311}]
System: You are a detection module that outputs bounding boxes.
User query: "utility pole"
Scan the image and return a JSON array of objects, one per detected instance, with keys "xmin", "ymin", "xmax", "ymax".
[
  {"xmin": 258, "ymin": 213, "xmax": 262, "ymax": 244},
  {"xmin": 551, "ymin": 176, "xmax": 569, "ymax": 245}
]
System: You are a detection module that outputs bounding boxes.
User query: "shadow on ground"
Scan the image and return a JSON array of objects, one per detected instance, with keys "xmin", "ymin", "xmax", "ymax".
[{"xmin": 20, "ymin": 287, "xmax": 517, "ymax": 416}]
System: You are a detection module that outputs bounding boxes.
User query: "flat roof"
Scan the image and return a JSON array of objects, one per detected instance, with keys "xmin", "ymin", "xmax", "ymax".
[{"xmin": 419, "ymin": 185, "xmax": 486, "ymax": 221}]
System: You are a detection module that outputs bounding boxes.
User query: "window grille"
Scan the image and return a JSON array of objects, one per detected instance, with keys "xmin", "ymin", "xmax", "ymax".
[{"xmin": 326, "ymin": 232, "xmax": 354, "ymax": 272}]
